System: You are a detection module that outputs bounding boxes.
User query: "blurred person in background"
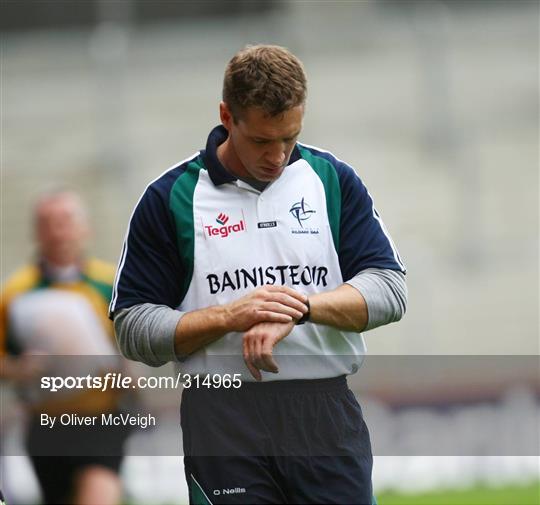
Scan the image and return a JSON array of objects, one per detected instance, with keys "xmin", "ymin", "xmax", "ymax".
[
  {"xmin": 111, "ymin": 45, "xmax": 407, "ymax": 504},
  {"xmin": 0, "ymin": 189, "xmax": 130, "ymax": 505}
]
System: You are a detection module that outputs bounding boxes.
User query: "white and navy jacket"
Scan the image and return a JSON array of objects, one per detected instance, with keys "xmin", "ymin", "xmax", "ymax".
[{"xmin": 110, "ymin": 126, "xmax": 406, "ymax": 380}]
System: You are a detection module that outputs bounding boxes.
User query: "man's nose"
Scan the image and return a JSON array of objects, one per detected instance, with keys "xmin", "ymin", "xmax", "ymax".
[
  {"xmin": 266, "ymin": 144, "xmax": 286, "ymax": 167},
  {"xmin": 47, "ymin": 221, "xmax": 70, "ymax": 241}
]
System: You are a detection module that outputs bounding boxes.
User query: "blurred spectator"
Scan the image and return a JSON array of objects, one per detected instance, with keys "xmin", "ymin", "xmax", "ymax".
[{"xmin": 0, "ymin": 189, "xmax": 130, "ymax": 505}]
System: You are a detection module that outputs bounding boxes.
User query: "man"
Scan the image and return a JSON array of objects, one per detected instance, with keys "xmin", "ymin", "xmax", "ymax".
[
  {"xmin": 111, "ymin": 45, "xmax": 407, "ymax": 504},
  {"xmin": 1, "ymin": 190, "xmax": 128, "ymax": 505}
]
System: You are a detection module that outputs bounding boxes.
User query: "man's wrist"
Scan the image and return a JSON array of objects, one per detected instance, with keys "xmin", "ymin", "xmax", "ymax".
[
  {"xmin": 296, "ymin": 297, "xmax": 311, "ymax": 325},
  {"xmin": 216, "ymin": 304, "xmax": 232, "ymax": 333}
]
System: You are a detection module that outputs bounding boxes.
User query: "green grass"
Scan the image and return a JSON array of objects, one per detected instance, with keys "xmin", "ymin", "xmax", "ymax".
[
  {"xmin": 377, "ymin": 481, "xmax": 540, "ymax": 505},
  {"xmin": 124, "ymin": 482, "xmax": 540, "ymax": 505}
]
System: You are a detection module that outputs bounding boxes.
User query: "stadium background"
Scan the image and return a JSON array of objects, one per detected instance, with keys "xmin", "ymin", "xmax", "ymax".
[{"xmin": 1, "ymin": 1, "xmax": 538, "ymax": 504}]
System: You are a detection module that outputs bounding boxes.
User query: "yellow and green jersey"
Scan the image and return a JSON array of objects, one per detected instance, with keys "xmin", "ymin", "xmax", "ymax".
[
  {"xmin": 1, "ymin": 258, "xmax": 121, "ymax": 414},
  {"xmin": 1, "ymin": 258, "xmax": 115, "ymax": 355}
]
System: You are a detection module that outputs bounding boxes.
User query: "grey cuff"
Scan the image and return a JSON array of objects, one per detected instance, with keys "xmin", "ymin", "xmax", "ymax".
[
  {"xmin": 113, "ymin": 303, "xmax": 184, "ymax": 367},
  {"xmin": 346, "ymin": 268, "xmax": 407, "ymax": 332}
]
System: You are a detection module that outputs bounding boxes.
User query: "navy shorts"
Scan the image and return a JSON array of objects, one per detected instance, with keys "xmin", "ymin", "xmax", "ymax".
[{"xmin": 181, "ymin": 375, "xmax": 373, "ymax": 504}]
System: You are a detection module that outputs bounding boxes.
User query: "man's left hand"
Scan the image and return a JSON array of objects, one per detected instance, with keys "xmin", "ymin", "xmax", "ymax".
[{"xmin": 242, "ymin": 320, "xmax": 295, "ymax": 381}]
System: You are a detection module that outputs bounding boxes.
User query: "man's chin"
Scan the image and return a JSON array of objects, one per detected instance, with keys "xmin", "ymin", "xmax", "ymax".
[{"xmin": 257, "ymin": 167, "xmax": 284, "ymax": 181}]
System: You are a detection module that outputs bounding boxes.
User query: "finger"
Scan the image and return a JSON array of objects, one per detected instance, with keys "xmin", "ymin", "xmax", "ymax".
[
  {"xmin": 246, "ymin": 360, "xmax": 262, "ymax": 381},
  {"xmin": 259, "ymin": 354, "xmax": 278, "ymax": 373},
  {"xmin": 264, "ymin": 285, "xmax": 308, "ymax": 302},
  {"xmin": 257, "ymin": 311, "xmax": 293, "ymax": 324},
  {"xmin": 244, "ymin": 335, "xmax": 258, "ymax": 376},
  {"xmin": 262, "ymin": 301, "xmax": 304, "ymax": 320},
  {"xmin": 242, "ymin": 335, "xmax": 249, "ymax": 364},
  {"xmin": 246, "ymin": 333, "xmax": 256, "ymax": 367},
  {"xmin": 260, "ymin": 338, "xmax": 279, "ymax": 373},
  {"xmin": 251, "ymin": 333, "xmax": 270, "ymax": 373},
  {"xmin": 252, "ymin": 334, "xmax": 264, "ymax": 370},
  {"xmin": 246, "ymin": 332, "xmax": 255, "ymax": 367},
  {"xmin": 268, "ymin": 293, "xmax": 308, "ymax": 313},
  {"xmin": 243, "ymin": 337, "xmax": 262, "ymax": 381}
]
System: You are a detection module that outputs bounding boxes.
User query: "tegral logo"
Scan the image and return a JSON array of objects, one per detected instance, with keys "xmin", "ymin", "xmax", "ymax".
[
  {"xmin": 204, "ymin": 212, "xmax": 246, "ymax": 238},
  {"xmin": 216, "ymin": 212, "xmax": 229, "ymax": 225}
]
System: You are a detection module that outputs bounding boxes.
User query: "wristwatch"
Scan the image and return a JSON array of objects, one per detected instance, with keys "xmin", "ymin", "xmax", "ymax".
[{"xmin": 296, "ymin": 298, "xmax": 311, "ymax": 325}]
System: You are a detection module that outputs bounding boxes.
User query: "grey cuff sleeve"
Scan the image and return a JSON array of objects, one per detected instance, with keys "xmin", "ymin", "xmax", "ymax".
[
  {"xmin": 346, "ymin": 268, "xmax": 408, "ymax": 332},
  {"xmin": 113, "ymin": 303, "xmax": 184, "ymax": 367}
]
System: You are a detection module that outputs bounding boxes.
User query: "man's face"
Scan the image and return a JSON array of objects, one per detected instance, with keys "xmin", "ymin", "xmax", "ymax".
[
  {"xmin": 220, "ymin": 103, "xmax": 304, "ymax": 182},
  {"xmin": 35, "ymin": 194, "xmax": 89, "ymax": 266}
]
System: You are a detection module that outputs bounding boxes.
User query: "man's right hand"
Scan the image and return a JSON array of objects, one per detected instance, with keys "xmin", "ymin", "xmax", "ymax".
[
  {"xmin": 225, "ymin": 285, "xmax": 308, "ymax": 331},
  {"xmin": 174, "ymin": 285, "xmax": 308, "ymax": 356}
]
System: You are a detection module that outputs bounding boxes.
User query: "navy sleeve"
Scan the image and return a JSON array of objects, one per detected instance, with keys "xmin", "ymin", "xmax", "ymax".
[
  {"xmin": 110, "ymin": 176, "xmax": 186, "ymax": 316},
  {"xmin": 337, "ymin": 162, "xmax": 405, "ymax": 281}
]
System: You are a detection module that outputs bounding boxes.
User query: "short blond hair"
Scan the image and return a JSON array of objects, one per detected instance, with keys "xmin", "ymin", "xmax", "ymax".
[{"xmin": 223, "ymin": 44, "xmax": 307, "ymax": 120}]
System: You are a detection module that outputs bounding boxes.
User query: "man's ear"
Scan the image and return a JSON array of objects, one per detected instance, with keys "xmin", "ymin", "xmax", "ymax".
[{"xmin": 219, "ymin": 101, "xmax": 233, "ymax": 131}]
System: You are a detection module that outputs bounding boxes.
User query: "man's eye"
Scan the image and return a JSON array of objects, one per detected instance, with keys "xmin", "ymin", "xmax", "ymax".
[{"xmin": 253, "ymin": 139, "xmax": 268, "ymax": 144}]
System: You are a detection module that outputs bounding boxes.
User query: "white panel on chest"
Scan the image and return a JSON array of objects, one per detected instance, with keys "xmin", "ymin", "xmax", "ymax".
[{"xmin": 192, "ymin": 168, "xmax": 332, "ymax": 273}]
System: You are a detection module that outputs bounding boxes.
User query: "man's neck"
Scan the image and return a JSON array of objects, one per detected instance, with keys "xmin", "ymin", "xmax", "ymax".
[
  {"xmin": 217, "ymin": 138, "xmax": 269, "ymax": 191},
  {"xmin": 237, "ymin": 176, "xmax": 269, "ymax": 192},
  {"xmin": 41, "ymin": 258, "xmax": 82, "ymax": 283}
]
